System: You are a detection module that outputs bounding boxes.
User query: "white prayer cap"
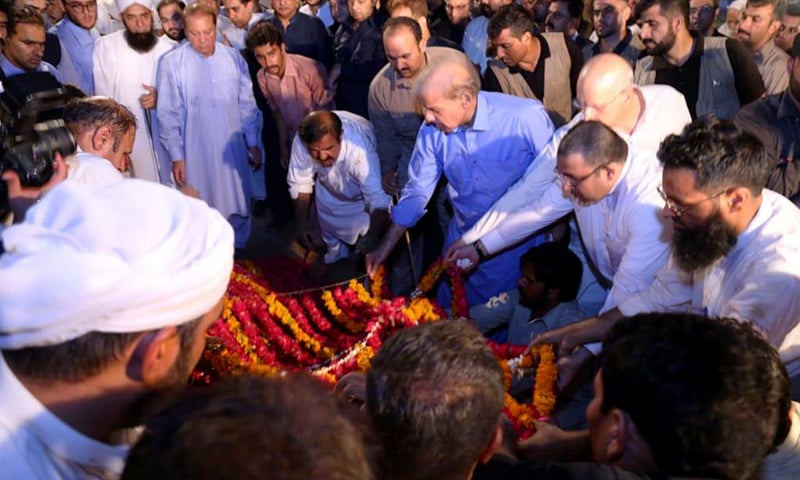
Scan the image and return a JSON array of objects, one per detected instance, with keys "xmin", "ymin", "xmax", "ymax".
[
  {"xmin": 0, "ymin": 179, "xmax": 234, "ymax": 349},
  {"xmin": 116, "ymin": 0, "xmax": 153, "ymax": 14},
  {"xmin": 729, "ymin": 0, "xmax": 747, "ymax": 9}
]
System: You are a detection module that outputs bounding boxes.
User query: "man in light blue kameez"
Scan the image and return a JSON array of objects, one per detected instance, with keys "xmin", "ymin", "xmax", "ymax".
[
  {"xmin": 157, "ymin": 2, "xmax": 262, "ymax": 248},
  {"xmin": 366, "ymin": 57, "xmax": 554, "ymax": 308},
  {"xmin": 51, "ymin": 0, "xmax": 99, "ymax": 94}
]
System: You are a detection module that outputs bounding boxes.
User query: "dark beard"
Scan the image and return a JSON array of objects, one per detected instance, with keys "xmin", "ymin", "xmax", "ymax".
[
  {"xmin": 125, "ymin": 29, "xmax": 158, "ymax": 53},
  {"xmin": 672, "ymin": 208, "xmax": 738, "ymax": 272}
]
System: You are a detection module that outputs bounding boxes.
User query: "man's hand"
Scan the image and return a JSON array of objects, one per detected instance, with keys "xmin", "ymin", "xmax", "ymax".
[
  {"xmin": 247, "ymin": 146, "xmax": 262, "ymax": 171},
  {"xmin": 518, "ymin": 422, "xmax": 591, "ymax": 463},
  {"xmin": 139, "ymin": 84, "xmax": 157, "ymax": 109},
  {"xmin": 3, "ymin": 152, "xmax": 68, "ymax": 221},
  {"xmin": 381, "ymin": 171, "xmax": 400, "ymax": 196},
  {"xmin": 444, "ymin": 240, "xmax": 479, "ymax": 270},
  {"xmin": 172, "ymin": 160, "xmax": 186, "ymax": 187},
  {"xmin": 295, "ymin": 220, "xmax": 316, "ymax": 250},
  {"xmin": 555, "ymin": 346, "xmax": 593, "ymax": 391}
]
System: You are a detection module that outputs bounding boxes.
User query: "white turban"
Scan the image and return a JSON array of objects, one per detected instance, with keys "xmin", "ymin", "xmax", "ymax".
[
  {"xmin": 0, "ymin": 179, "xmax": 234, "ymax": 349},
  {"xmin": 116, "ymin": 0, "xmax": 152, "ymax": 14}
]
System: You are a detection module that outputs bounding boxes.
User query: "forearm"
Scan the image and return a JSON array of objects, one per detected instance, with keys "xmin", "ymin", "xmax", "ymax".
[{"xmin": 293, "ymin": 193, "xmax": 312, "ymax": 223}]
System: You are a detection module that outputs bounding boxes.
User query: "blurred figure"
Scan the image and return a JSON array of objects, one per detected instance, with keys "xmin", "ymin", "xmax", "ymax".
[{"xmin": 775, "ymin": 0, "xmax": 800, "ymax": 51}]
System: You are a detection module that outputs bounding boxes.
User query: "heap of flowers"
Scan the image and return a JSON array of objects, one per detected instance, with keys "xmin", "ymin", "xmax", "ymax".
[{"xmin": 195, "ymin": 257, "xmax": 557, "ymax": 437}]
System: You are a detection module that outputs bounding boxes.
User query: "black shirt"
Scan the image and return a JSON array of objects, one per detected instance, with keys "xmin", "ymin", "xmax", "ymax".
[
  {"xmin": 267, "ymin": 13, "xmax": 333, "ymax": 67},
  {"xmin": 482, "ymin": 32, "xmax": 584, "ymax": 99},
  {"xmin": 650, "ymin": 35, "xmax": 765, "ymax": 119}
]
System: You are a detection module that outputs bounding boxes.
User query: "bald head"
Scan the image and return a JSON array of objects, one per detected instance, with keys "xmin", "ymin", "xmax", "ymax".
[{"xmin": 575, "ymin": 53, "xmax": 639, "ymax": 131}]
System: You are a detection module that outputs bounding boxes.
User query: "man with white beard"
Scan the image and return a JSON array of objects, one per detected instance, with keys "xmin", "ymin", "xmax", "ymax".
[{"xmin": 93, "ymin": 0, "xmax": 176, "ymax": 183}]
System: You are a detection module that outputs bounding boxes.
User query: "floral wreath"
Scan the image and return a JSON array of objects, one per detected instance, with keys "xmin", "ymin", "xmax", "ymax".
[{"xmin": 194, "ymin": 257, "xmax": 558, "ymax": 438}]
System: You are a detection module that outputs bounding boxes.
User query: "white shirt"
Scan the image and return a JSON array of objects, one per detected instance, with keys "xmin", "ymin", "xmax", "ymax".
[
  {"xmin": 618, "ymin": 190, "xmax": 800, "ymax": 376},
  {"xmin": 462, "ymin": 16, "xmax": 489, "ymax": 73},
  {"xmin": 66, "ymin": 150, "xmax": 125, "ymax": 186},
  {"xmin": 764, "ymin": 401, "xmax": 800, "ymax": 479},
  {"xmin": 93, "ymin": 31, "xmax": 176, "ymax": 184},
  {"xmin": 0, "ymin": 355, "xmax": 129, "ymax": 480},
  {"xmin": 287, "ymin": 111, "xmax": 391, "ymax": 244},
  {"xmin": 461, "ymin": 84, "xmax": 691, "ymax": 251}
]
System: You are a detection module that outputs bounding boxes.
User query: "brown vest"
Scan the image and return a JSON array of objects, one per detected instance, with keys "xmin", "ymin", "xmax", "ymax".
[
  {"xmin": 634, "ymin": 37, "xmax": 740, "ymax": 119},
  {"xmin": 487, "ymin": 32, "xmax": 573, "ymax": 127}
]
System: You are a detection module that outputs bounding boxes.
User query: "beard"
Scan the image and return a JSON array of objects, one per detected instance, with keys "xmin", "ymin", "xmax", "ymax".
[
  {"xmin": 643, "ymin": 26, "xmax": 677, "ymax": 56},
  {"xmin": 125, "ymin": 29, "xmax": 158, "ymax": 53},
  {"xmin": 672, "ymin": 208, "xmax": 738, "ymax": 273}
]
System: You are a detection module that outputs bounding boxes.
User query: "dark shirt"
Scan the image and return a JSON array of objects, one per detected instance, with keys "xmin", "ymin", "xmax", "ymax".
[
  {"xmin": 267, "ymin": 13, "xmax": 333, "ymax": 67},
  {"xmin": 589, "ymin": 28, "xmax": 639, "ymax": 57},
  {"xmin": 428, "ymin": 34, "xmax": 463, "ymax": 51},
  {"xmin": 44, "ymin": 33, "xmax": 61, "ymax": 68},
  {"xmin": 429, "ymin": 3, "xmax": 463, "ymax": 44},
  {"xmin": 735, "ymin": 89, "xmax": 800, "ymax": 205},
  {"xmin": 482, "ymin": 32, "xmax": 584, "ymax": 99},
  {"xmin": 333, "ymin": 12, "xmax": 387, "ymax": 118},
  {"xmin": 650, "ymin": 35, "xmax": 765, "ymax": 119}
]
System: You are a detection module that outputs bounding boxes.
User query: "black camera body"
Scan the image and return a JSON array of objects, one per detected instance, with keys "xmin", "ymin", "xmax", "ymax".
[{"xmin": 0, "ymin": 71, "xmax": 76, "ymax": 215}]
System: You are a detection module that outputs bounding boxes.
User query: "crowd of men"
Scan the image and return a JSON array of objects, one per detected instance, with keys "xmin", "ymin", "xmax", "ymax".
[{"xmin": 2, "ymin": 0, "xmax": 800, "ymax": 477}]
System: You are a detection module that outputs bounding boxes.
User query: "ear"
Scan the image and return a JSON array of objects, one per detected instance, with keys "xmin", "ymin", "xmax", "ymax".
[
  {"xmin": 91, "ymin": 125, "xmax": 114, "ymax": 151},
  {"xmin": 127, "ymin": 327, "xmax": 182, "ymax": 387},
  {"xmin": 768, "ymin": 18, "xmax": 782, "ymax": 37},
  {"xmin": 281, "ymin": 43, "xmax": 287, "ymax": 54},
  {"xmin": 603, "ymin": 408, "xmax": 629, "ymax": 463},
  {"xmin": 478, "ymin": 424, "xmax": 504, "ymax": 464},
  {"xmin": 725, "ymin": 186, "xmax": 750, "ymax": 214}
]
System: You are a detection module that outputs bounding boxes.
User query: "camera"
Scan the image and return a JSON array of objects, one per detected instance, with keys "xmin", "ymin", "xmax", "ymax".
[{"xmin": 0, "ymin": 72, "xmax": 77, "ymax": 216}]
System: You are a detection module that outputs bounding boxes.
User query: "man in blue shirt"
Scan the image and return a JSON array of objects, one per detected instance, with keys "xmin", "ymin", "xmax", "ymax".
[
  {"xmin": 366, "ymin": 57, "xmax": 554, "ymax": 307},
  {"xmin": 52, "ymin": 0, "xmax": 99, "ymax": 94},
  {"xmin": 1, "ymin": 6, "xmax": 61, "ymax": 82}
]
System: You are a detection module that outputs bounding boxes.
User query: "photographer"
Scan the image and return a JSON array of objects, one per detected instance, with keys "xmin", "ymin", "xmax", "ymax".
[
  {"xmin": 61, "ymin": 96, "xmax": 135, "ymax": 185},
  {"xmin": 0, "ymin": 5, "xmax": 61, "ymax": 83}
]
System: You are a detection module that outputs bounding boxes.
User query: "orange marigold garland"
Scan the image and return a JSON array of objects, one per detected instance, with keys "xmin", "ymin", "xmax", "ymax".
[{"xmin": 201, "ymin": 257, "xmax": 556, "ymax": 439}]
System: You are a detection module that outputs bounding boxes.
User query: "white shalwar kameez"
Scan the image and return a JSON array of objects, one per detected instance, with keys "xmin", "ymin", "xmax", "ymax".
[
  {"xmin": 157, "ymin": 41, "xmax": 261, "ymax": 247},
  {"xmin": 94, "ymin": 30, "xmax": 176, "ymax": 184},
  {"xmin": 287, "ymin": 111, "xmax": 391, "ymax": 263}
]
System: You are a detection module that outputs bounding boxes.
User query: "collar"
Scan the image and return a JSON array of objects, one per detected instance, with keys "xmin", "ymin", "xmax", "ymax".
[
  {"xmin": 604, "ymin": 149, "xmax": 634, "ymax": 203},
  {"xmin": 508, "ymin": 32, "xmax": 551, "ymax": 74},
  {"xmin": 778, "ymin": 89, "xmax": 800, "ymax": 118},
  {"xmin": 651, "ymin": 34, "xmax": 703, "ymax": 70},
  {"xmin": 531, "ymin": 300, "xmax": 580, "ymax": 323},
  {"xmin": 754, "ymin": 40, "xmax": 780, "ymax": 65},
  {"xmin": 467, "ymin": 92, "xmax": 490, "ymax": 131},
  {"xmin": 593, "ymin": 27, "xmax": 635, "ymax": 55},
  {"xmin": 279, "ymin": 53, "xmax": 301, "ymax": 78},
  {"xmin": 0, "ymin": 354, "xmax": 129, "ymax": 475}
]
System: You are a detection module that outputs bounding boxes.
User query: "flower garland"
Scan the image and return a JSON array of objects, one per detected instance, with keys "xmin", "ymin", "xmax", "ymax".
[{"xmin": 200, "ymin": 257, "xmax": 558, "ymax": 439}]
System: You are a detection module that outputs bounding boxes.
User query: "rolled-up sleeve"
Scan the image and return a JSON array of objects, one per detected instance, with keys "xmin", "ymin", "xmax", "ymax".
[{"xmin": 286, "ymin": 135, "xmax": 316, "ymax": 199}]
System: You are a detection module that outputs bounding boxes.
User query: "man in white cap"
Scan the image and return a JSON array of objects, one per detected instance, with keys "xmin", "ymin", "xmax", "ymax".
[
  {"xmin": 0, "ymin": 178, "xmax": 234, "ymax": 478},
  {"xmin": 93, "ymin": 0, "xmax": 176, "ymax": 184}
]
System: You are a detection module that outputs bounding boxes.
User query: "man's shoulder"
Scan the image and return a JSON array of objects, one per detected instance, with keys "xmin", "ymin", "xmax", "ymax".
[
  {"xmin": 94, "ymin": 29, "xmax": 125, "ymax": 47},
  {"xmin": 465, "ymin": 15, "xmax": 488, "ymax": 34},
  {"xmin": 68, "ymin": 153, "xmax": 125, "ymax": 187},
  {"xmin": 734, "ymin": 92, "xmax": 782, "ymax": 124}
]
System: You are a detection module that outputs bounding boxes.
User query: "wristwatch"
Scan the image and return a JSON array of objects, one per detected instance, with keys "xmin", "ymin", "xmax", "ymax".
[{"xmin": 473, "ymin": 240, "xmax": 488, "ymax": 260}]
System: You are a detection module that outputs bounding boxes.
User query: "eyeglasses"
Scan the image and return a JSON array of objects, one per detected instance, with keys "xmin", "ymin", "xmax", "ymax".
[
  {"xmin": 573, "ymin": 88, "xmax": 627, "ymax": 113},
  {"xmin": 779, "ymin": 24, "xmax": 800, "ymax": 34},
  {"xmin": 689, "ymin": 5, "xmax": 714, "ymax": 15},
  {"xmin": 657, "ymin": 186, "xmax": 726, "ymax": 217},
  {"xmin": 554, "ymin": 163, "xmax": 607, "ymax": 189},
  {"xmin": 65, "ymin": 1, "xmax": 98, "ymax": 12}
]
